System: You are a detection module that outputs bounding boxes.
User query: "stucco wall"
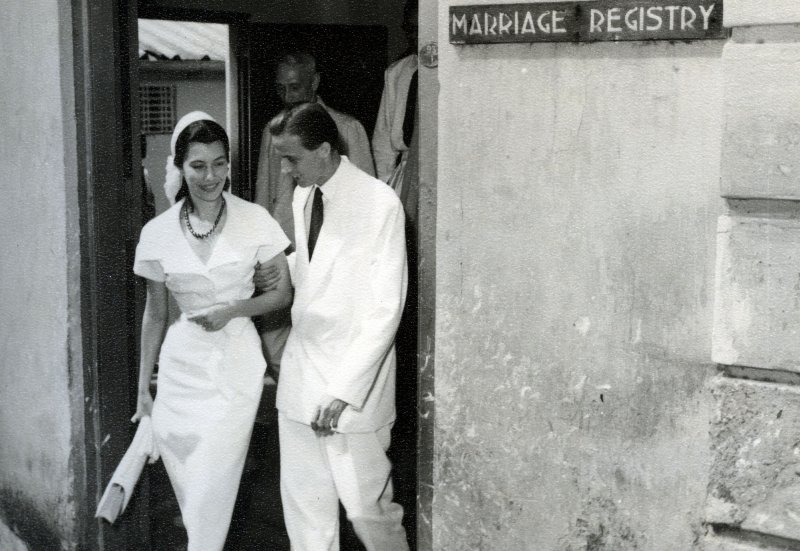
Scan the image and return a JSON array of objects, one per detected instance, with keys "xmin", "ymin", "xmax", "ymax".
[
  {"xmin": 435, "ymin": 2, "xmax": 724, "ymax": 549},
  {"xmin": 0, "ymin": 0, "xmax": 81, "ymax": 548}
]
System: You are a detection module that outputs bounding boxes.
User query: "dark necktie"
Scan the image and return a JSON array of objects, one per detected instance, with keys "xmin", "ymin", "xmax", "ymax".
[
  {"xmin": 307, "ymin": 187, "xmax": 324, "ymax": 260},
  {"xmin": 402, "ymin": 69, "xmax": 418, "ymax": 148}
]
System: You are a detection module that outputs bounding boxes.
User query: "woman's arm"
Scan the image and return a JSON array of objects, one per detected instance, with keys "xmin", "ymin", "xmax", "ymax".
[
  {"xmin": 132, "ymin": 279, "xmax": 169, "ymax": 421},
  {"xmin": 189, "ymin": 253, "xmax": 292, "ymax": 331}
]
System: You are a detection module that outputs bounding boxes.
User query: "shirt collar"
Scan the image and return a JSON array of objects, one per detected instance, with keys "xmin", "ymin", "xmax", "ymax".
[{"xmin": 316, "ymin": 156, "xmax": 349, "ymax": 202}]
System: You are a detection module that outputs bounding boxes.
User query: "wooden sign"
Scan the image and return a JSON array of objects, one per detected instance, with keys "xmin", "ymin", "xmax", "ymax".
[{"xmin": 449, "ymin": 1, "xmax": 725, "ymax": 44}]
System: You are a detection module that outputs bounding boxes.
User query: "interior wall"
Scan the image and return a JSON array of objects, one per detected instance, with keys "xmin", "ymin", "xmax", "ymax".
[
  {"xmin": 0, "ymin": 0, "xmax": 83, "ymax": 548},
  {"xmin": 434, "ymin": 2, "xmax": 724, "ymax": 549}
]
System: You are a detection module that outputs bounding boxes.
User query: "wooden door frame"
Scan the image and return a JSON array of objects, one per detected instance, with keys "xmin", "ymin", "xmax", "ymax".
[
  {"xmin": 72, "ymin": 3, "xmax": 248, "ymax": 548},
  {"xmin": 72, "ymin": 0, "xmax": 143, "ymax": 548},
  {"xmin": 415, "ymin": 1, "xmax": 437, "ymax": 548}
]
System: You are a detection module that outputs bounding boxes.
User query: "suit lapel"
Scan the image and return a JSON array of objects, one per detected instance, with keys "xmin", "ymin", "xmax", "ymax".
[
  {"xmin": 291, "ymin": 185, "xmax": 312, "ymax": 316},
  {"xmin": 291, "ymin": 180, "xmax": 348, "ymax": 324}
]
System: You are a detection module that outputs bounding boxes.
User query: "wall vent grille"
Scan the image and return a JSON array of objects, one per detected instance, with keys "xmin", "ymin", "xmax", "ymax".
[{"xmin": 139, "ymin": 85, "xmax": 176, "ymax": 135}]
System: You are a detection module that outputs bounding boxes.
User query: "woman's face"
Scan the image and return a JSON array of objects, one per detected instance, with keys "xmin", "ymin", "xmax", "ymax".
[{"xmin": 181, "ymin": 141, "xmax": 228, "ymax": 204}]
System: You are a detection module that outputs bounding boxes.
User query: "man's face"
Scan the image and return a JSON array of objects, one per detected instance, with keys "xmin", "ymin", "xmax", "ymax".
[
  {"xmin": 275, "ymin": 64, "xmax": 318, "ymax": 107},
  {"xmin": 272, "ymin": 132, "xmax": 329, "ymax": 188}
]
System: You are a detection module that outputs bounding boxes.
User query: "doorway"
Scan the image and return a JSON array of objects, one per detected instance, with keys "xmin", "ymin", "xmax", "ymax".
[{"xmin": 82, "ymin": 2, "xmax": 422, "ymax": 549}]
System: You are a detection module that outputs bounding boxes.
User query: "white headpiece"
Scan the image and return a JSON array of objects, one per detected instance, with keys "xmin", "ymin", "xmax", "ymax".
[{"xmin": 164, "ymin": 111, "xmax": 217, "ymax": 205}]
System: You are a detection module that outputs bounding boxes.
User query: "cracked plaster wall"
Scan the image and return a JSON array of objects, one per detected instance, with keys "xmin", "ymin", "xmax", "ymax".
[
  {"xmin": 434, "ymin": 2, "xmax": 725, "ymax": 549},
  {"xmin": 0, "ymin": 0, "xmax": 82, "ymax": 549}
]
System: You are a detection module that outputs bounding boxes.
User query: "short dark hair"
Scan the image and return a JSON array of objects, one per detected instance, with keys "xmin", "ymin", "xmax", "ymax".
[
  {"xmin": 172, "ymin": 119, "xmax": 231, "ymax": 203},
  {"xmin": 267, "ymin": 102, "xmax": 344, "ymax": 155}
]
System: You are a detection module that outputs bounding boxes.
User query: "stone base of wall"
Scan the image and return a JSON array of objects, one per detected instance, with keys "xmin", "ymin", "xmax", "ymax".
[
  {"xmin": 708, "ymin": 4, "xmax": 800, "ymax": 550},
  {"xmin": 703, "ymin": 536, "xmax": 796, "ymax": 551}
]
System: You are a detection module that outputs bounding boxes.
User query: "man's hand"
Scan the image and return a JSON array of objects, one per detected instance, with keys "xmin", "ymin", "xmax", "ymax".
[
  {"xmin": 254, "ymin": 261, "xmax": 281, "ymax": 293},
  {"xmin": 311, "ymin": 398, "xmax": 348, "ymax": 436}
]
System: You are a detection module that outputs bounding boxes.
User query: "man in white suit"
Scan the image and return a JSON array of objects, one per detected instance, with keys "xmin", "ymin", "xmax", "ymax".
[
  {"xmin": 268, "ymin": 102, "xmax": 409, "ymax": 551},
  {"xmin": 254, "ymin": 51, "xmax": 376, "ymax": 379}
]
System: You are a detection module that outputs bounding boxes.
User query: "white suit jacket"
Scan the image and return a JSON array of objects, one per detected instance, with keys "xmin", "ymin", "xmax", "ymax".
[
  {"xmin": 372, "ymin": 54, "xmax": 418, "ymax": 182},
  {"xmin": 276, "ymin": 157, "xmax": 408, "ymax": 433}
]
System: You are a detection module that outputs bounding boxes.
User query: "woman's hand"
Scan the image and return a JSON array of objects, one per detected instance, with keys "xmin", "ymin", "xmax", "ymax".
[
  {"xmin": 132, "ymin": 390, "xmax": 154, "ymax": 422},
  {"xmin": 189, "ymin": 303, "xmax": 232, "ymax": 332},
  {"xmin": 254, "ymin": 261, "xmax": 281, "ymax": 293}
]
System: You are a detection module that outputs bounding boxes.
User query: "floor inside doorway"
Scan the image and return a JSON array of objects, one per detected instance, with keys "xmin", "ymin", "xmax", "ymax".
[{"xmin": 146, "ymin": 381, "xmax": 416, "ymax": 550}]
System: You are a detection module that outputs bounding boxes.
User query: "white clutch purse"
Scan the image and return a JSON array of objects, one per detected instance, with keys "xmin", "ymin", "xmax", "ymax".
[{"xmin": 95, "ymin": 415, "xmax": 160, "ymax": 523}]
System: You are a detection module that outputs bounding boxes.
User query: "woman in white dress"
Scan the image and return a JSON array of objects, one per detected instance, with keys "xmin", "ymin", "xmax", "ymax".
[{"xmin": 131, "ymin": 112, "xmax": 292, "ymax": 550}]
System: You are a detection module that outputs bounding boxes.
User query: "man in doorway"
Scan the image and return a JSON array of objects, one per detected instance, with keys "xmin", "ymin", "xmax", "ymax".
[
  {"xmin": 269, "ymin": 102, "xmax": 409, "ymax": 551},
  {"xmin": 254, "ymin": 52, "xmax": 376, "ymax": 379},
  {"xmin": 254, "ymin": 51, "xmax": 375, "ymax": 248},
  {"xmin": 372, "ymin": 0, "xmax": 418, "ymax": 192}
]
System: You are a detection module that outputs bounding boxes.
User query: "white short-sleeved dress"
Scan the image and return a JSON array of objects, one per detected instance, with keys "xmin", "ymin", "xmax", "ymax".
[{"xmin": 134, "ymin": 191, "xmax": 289, "ymax": 551}]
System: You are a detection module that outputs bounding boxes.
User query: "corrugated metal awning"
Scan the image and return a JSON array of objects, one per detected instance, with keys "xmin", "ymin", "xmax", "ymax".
[{"xmin": 138, "ymin": 19, "xmax": 228, "ymax": 61}]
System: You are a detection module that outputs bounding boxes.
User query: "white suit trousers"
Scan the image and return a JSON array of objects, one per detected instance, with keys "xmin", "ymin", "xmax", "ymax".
[{"xmin": 278, "ymin": 414, "xmax": 409, "ymax": 551}]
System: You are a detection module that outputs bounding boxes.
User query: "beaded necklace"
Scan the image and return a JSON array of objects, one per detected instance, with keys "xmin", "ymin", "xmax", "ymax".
[{"xmin": 183, "ymin": 197, "xmax": 226, "ymax": 240}]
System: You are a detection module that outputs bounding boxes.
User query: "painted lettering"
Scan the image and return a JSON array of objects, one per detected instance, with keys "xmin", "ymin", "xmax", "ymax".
[
  {"xmin": 607, "ymin": 7, "xmax": 622, "ymax": 32},
  {"xmin": 484, "ymin": 12, "xmax": 498, "ymax": 35},
  {"xmin": 665, "ymin": 5, "xmax": 680, "ymax": 30},
  {"xmin": 681, "ymin": 6, "xmax": 696, "ymax": 29},
  {"xmin": 498, "ymin": 12, "xmax": 513, "ymax": 35},
  {"xmin": 699, "ymin": 4, "xmax": 715, "ymax": 30},
  {"xmin": 537, "ymin": 11, "xmax": 551, "ymax": 33},
  {"xmin": 449, "ymin": 2, "xmax": 724, "ymax": 44},
  {"xmin": 646, "ymin": 6, "xmax": 663, "ymax": 31},
  {"xmin": 552, "ymin": 10, "xmax": 567, "ymax": 33},
  {"xmin": 521, "ymin": 10, "xmax": 536, "ymax": 34},
  {"xmin": 590, "ymin": 9, "xmax": 604, "ymax": 33},
  {"xmin": 469, "ymin": 13, "xmax": 483, "ymax": 34},
  {"xmin": 452, "ymin": 13, "xmax": 467, "ymax": 35},
  {"xmin": 625, "ymin": 7, "xmax": 640, "ymax": 31}
]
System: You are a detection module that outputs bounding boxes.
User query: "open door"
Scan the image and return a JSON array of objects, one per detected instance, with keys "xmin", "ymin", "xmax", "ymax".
[{"xmin": 78, "ymin": 0, "xmax": 429, "ymax": 549}]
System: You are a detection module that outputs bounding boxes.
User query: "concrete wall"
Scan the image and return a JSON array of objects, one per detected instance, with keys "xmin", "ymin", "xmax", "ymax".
[
  {"xmin": 434, "ymin": 1, "xmax": 724, "ymax": 549},
  {"xmin": 0, "ymin": 0, "xmax": 83, "ymax": 549}
]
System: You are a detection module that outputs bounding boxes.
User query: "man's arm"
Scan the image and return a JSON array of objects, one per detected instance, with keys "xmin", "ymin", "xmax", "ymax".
[
  {"xmin": 327, "ymin": 199, "xmax": 408, "ymax": 409},
  {"xmin": 372, "ymin": 68, "xmax": 398, "ymax": 182},
  {"xmin": 189, "ymin": 253, "xmax": 292, "ymax": 330}
]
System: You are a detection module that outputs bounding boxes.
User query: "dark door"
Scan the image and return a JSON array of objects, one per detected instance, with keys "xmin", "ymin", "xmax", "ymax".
[
  {"xmin": 72, "ymin": 0, "xmax": 151, "ymax": 548},
  {"xmin": 234, "ymin": 23, "xmax": 388, "ymax": 200}
]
